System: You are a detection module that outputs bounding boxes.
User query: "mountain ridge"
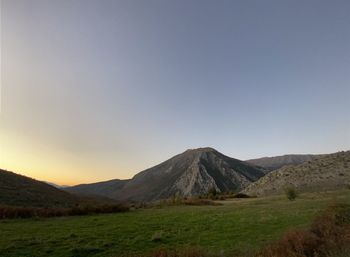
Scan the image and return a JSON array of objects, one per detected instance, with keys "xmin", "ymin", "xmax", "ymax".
[
  {"xmin": 65, "ymin": 179, "xmax": 130, "ymax": 198},
  {"xmin": 246, "ymin": 154, "xmax": 322, "ymax": 171},
  {"xmin": 242, "ymin": 151, "xmax": 350, "ymax": 196}
]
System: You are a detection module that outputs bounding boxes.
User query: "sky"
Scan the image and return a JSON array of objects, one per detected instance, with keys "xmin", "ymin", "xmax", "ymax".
[{"xmin": 0, "ymin": 0, "xmax": 349, "ymax": 185}]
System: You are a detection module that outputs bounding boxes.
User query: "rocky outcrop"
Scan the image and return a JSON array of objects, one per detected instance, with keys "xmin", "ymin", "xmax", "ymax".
[
  {"xmin": 242, "ymin": 151, "xmax": 350, "ymax": 196},
  {"xmin": 246, "ymin": 154, "xmax": 320, "ymax": 171}
]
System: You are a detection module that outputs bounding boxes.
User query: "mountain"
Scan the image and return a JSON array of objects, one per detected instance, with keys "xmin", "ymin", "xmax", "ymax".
[
  {"xmin": 0, "ymin": 169, "xmax": 80, "ymax": 207},
  {"xmin": 242, "ymin": 151, "xmax": 350, "ymax": 196},
  {"xmin": 112, "ymin": 147, "xmax": 266, "ymax": 202},
  {"xmin": 65, "ymin": 179, "xmax": 129, "ymax": 198},
  {"xmin": 246, "ymin": 154, "xmax": 320, "ymax": 171},
  {"xmin": 65, "ymin": 147, "xmax": 266, "ymax": 202}
]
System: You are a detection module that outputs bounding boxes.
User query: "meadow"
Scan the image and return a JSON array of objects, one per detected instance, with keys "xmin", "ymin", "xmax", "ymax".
[{"xmin": 0, "ymin": 190, "xmax": 349, "ymax": 257}]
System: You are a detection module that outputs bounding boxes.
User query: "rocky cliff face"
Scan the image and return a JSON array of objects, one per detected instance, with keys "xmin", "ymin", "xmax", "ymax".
[
  {"xmin": 113, "ymin": 147, "xmax": 266, "ymax": 202},
  {"xmin": 242, "ymin": 151, "xmax": 350, "ymax": 196}
]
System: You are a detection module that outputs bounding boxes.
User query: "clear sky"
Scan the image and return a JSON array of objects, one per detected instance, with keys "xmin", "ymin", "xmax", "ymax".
[{"xmin": 0, "ymin": 0, "xmax": 349, "ymax": 185}]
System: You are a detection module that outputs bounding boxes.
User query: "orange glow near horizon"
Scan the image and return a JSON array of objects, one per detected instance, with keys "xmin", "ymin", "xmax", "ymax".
[{"xmin": 0, "ymin": 130, "xmax": 135, "ymax": 186}]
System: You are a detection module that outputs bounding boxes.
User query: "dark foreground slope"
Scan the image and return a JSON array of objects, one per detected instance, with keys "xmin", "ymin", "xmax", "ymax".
[
  {"xmin": 113, "ymin": 147, "xmax": 266, "ymax": 202},
  {"xmin": 246, "ymin": 154, "xmax": 319, "ymax": 171},
  {"xmin": 243, "ymin": 151, "xmax": 350, "ymax": 196},
  {"xmin": 0, "ymin": 169, "xmax": 80, "ymax": 207}
]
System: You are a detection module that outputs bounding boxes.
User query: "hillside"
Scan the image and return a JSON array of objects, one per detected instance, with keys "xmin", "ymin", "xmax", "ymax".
[
  {"xmin": 0, "ymin": 169, "xmax": 80, "ymax": 207},
  {"xmin": 113, "ymin": 147, "xmax": 266, "ymax": 202},
  {"xmin": 243, "ymin": 151, "xmax": 350, "ymax": 196},
  {"xmin": 246, "ymin": 154, "xmax": 319, "ymax": 171},
  {"xmin": 65, "ymin": 179, "xmax": 129, "ymax": 198}
]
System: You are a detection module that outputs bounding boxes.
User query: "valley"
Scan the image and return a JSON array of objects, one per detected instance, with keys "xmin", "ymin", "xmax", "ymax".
[{"xmin": 1, "ymin": 190, "xmax": 349, "ymax": 257}]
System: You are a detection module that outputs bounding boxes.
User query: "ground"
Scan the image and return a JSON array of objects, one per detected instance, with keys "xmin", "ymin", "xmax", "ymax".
[{"xmin": 0, "ymin": 190, "xmax": 349, "ymax": 257}]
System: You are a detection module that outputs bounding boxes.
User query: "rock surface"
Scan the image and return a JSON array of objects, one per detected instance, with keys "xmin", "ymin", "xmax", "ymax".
[
  {"xmin": 114, "ymin": 148, "xmax": 266, "ymax": 202},
  {"xmin": 242, "ymin": 151, "xmax": 350, "ymax": 196}
]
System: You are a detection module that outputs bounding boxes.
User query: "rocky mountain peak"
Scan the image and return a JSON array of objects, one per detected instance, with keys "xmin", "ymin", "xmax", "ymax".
[
  {"xmin": 112, "ymin": 148, "xmax": 266, "ymax": 202},
  {"xmin": 185, "ymin": 147, "xmax": 217, "ymax": 154}
]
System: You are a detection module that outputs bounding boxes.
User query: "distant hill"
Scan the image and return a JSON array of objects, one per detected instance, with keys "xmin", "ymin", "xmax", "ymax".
[
  {"xmin": 246, "ymin": 154, "xmax": 320, "ymax": 171},
  {"xmin": 44, "ymin": 181, "xmax": 69, "ymax": 189},
  {"xmin": 113, "ymin": 147, "xmax": 266, "ymax": 202},
  {"xmin": 0, "ymin": 169, "xmax": 80, "ymax": 207},
  {"xmin": 65, "ymin": 179, "xmax": 129, "ymax": 198},
  {"xmin": 242, "ymin": 151, "xmax": 350, "ymax": 196}
]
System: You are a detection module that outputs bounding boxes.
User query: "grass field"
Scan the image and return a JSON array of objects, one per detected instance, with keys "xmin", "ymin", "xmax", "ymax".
[{"xmin": 0, "ymin": 190, "xmax": 349, "ymax": 257}]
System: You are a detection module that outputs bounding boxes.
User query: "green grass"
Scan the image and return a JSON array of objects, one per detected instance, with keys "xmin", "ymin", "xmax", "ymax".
[{"xmin": 0, "ymin": 190, "xmax": 349, "ymax": 257}]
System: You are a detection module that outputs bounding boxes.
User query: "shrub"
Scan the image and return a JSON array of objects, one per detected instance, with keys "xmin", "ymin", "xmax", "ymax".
[
  {"xmin": 183, "ymin": 198, "xmax": 221, "ymax": 206},
  {"xmin": 170, "ymin": 192, "xmax": 182, "ymax": 205},
  {"xmin": 256, "ymin": 203, "xmax": 350, "ymax": 257},
  {"xmin": 0, "ymin": 203, "xmax": 129, "ymax": 219},
  {"xmin": 208, "ymin": 187, "xmax": 218, "ymax": 200},
  {"xmin": 233, "ymin": 193, "xmax": 251, "ymax": 198},
  {"xmin": 285, "ymin": 187, "xmax": 298, "ymax": 201}
]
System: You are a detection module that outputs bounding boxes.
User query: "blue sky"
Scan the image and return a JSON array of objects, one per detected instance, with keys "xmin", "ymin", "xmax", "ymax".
[{"xmin": 1, "ymin": 0, "xmax": 349, "ymax": 184}]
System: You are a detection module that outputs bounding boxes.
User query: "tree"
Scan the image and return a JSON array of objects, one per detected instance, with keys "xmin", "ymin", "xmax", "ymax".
[
  {"xmin": 208, "ymin": 187, "xmax": 217, "ymax": 200},
  {"xmin": 285, "ymin": 187, "xmax": 297, "ymax": 201}
]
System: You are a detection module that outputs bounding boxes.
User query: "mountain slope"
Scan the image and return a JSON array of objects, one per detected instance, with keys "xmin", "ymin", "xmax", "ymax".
[
  {"xmin": 65, "ymin": 179, "xmax": 129, "ymax": 198},
  {"xmin": 113, "ymin": 147, "xmax": 266, "ymax": 202},
  {"xmin": 242, "ymin": 151, "xmax": 350, "ymax": 196},
  {"xmin": 246, "ymin": 154, "xmax": 319, "ymax": 171},
  {"xmin": 0, "ymin": 169, "xmax": 80, "ymax": 207}
]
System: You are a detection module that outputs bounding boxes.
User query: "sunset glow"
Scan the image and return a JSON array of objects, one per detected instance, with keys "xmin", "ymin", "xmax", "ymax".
[{"xmin": 1, "ymin": 0, "xmax": 349, "ymax": 185}]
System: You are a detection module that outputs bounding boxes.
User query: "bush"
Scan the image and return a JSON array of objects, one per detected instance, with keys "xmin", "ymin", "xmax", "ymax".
[
  {"xmin": 0, "ymin": 203, "xmax": 129, "ymax": 219},
  {"xmin": 256, "ymin": 203, "xmax": 350, "ymax": 257},
  {"xmin": 170, "ymin": 192, "xmax": 182, "ymax": 205},
  {"xmin": 183, "ymin": 198, "xmax": 221, "ymax": 206},
  {"xmin": 208, "ymin": 187, "xmax": 218, "ymax": 200},
  {"xmin": 233, "ymin": 193, "xmax": 251, "ymax": 198},
  {"xmin": 285, "ymin": 187, "xmax": 298, "ymax": 201}
]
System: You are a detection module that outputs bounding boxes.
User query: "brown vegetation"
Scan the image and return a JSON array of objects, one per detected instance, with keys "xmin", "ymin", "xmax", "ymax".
[
  {"xmin": 256, "ymin": 203, "xmax": 350, "ymax": 257},
  {"xmin": 182, "ymin": 198, "xmax": 221, "ymax": 206},
  {"xmin": 155, "ymin": 197, "xmax": 221, "ymax": 207},
  {"xmin": 0, "ymin": 203, "xmax": 129, "ymax": 219}
]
